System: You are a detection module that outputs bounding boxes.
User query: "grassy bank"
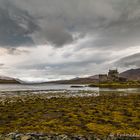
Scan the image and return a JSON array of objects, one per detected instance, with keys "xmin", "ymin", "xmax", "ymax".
[
  {"xmin": 89, "ymin": 81, "xmax": 140, "ymax": 88},
  {"xmin": 0, "ymin": 93, "xmax": 140, "ymax": 137}
]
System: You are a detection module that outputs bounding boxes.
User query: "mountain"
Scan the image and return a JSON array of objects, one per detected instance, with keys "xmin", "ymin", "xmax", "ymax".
[
  {"xmin": 120, "ymin": 68, "xmax": 140, "ymax": 81},
  {"xmin": 0, "ymin": 76, "xmax": 21, "ymax": 84},
  {"xmin": 48, "ymin": 75, "xmax": 99, "ymax": 84},
  {"xmin": 88, "ymin": 75, "xmax": 99, "ymax": 80}
]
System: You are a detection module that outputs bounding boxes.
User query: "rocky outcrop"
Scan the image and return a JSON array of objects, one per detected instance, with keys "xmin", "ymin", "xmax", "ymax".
[{"xmin": 0, "ymin": 133, "xmax": 139, "ymax": 140}]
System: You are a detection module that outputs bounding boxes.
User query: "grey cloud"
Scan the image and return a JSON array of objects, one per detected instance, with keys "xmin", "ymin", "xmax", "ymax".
[
  {"xmin": 0, "ymin": 0, "xmax": 39, "ymax": 47},
  {"xmin": 92, "ymin": 20, "xmax": 140, "ymax": 49},
  {"xmin": 38, "ymin": 25, "xmax": 74, "ymax": 46},
  {"xmin": 0, "ymin": 63, "xmax": 4, "ymax": 67},
  {"xmin": 17, "ymin": 62, "xmax": 93, "ymax": 76},
  {"xmin": 33, "ymin": 0, "xmax": 140, "ymax": 48},
  {"xmin": 1, "ymin": 0, "xmax": 140, "ymax": 81},
  {"xmin": 6, "ymin": 48, "xmax": 30, "ymax": 55},
  {"xmin": 116, "ymin": 53, "xmax": 140, "ymax": 68},
  {"xmin": 1, "ymin": 0, "xmax": 140, "ymax": 48},
  {"xmin": 15, "ymin": 50, "xmax": 111, "ymax": 76}
]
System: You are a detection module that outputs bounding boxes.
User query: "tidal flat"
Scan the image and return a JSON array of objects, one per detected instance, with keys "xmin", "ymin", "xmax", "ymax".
[{"xmin": 0, "ymin": 91, "xmax": 140, "ymax": 138}]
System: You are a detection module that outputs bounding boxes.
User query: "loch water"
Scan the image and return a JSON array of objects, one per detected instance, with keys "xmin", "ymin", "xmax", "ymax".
[{"xmin": 0, "ymin": 83, "xmax": 140, "ymax": 97}]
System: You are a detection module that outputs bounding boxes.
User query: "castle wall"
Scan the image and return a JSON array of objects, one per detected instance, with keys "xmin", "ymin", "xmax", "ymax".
[
  {"xmin": 99, "ymin": 69, "xmax": 127, "ymax": 83},
  {"xmin": 99, "ymin": 74, "xmax": 108, "ymax": 82}
]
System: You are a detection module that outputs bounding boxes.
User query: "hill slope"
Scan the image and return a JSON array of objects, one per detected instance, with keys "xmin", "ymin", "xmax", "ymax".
[
  {"xmin": 48, "ymin": 75, "xmax": 99, "ymax": 84},
  {"xmin": 120, "ymin": 68, "xmax": 140, "ymax": 81},
  {"xmin": 0, "ymin": 76, "xmax": 21, "ymax": 84}
]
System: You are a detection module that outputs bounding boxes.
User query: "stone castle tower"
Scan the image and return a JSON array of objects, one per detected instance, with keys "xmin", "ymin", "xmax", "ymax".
[
  {"xmin": 108, "ymin": 69, "xmax": 119, "ymax": 82},
  {"xmin": 99, "ymin": 69, "xmax": 120, "ymax": 83}
]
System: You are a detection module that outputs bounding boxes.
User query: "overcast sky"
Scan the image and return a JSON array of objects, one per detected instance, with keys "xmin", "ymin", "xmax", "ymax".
[{"xmin": 0, "ymin": 0, "xmax": 140, "ymax": 82}]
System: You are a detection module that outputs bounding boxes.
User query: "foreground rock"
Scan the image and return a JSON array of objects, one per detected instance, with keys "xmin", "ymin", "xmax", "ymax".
[{"xmin": 0, "ymin": 133, "xmax": 139, "ymax": 140}]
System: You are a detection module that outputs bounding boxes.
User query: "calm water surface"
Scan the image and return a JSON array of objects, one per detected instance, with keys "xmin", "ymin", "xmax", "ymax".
[
  {"xmin": 0, "ymin": 83, "xmax": 140, "ymax": 97},
  {"xmin": 0, "ymin": 83, "xmax": 97, "ymax": 91}
]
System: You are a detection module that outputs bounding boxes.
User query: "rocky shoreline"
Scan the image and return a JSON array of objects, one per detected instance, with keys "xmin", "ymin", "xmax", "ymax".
[{"xmin": 0, "ymin": 133, "xmax": 139, "ymax": 140}]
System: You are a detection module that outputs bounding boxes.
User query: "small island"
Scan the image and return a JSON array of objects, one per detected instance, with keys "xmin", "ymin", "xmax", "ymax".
[{"xmin": 89, "ymin": 69, "xmax": 140, "ymax": 88}]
